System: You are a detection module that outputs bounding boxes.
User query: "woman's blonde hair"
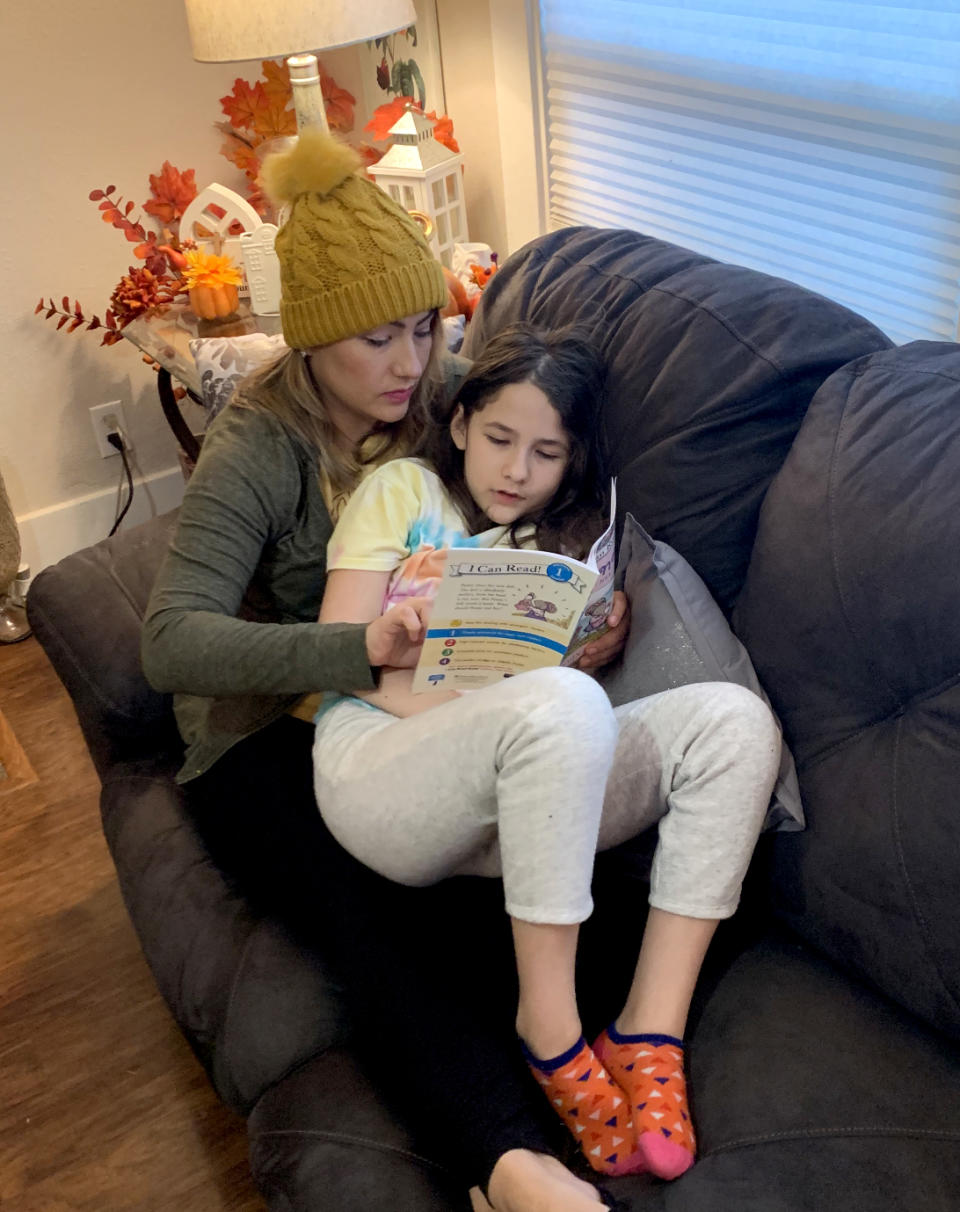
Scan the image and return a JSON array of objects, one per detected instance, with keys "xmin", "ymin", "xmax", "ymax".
[{"xmin": 233, "ymin": 312, "xmax": 446, "ymax": 516}]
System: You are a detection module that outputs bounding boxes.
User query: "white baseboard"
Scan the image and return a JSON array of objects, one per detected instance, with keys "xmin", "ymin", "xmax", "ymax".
[{"xmin": 16, "ymin": 465, "xmax": 186, "ymax": 576}]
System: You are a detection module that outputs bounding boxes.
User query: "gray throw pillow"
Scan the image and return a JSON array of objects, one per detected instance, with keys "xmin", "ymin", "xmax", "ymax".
[
  {"xmin": 190, "ymin": 332, "xmax": 288, "ymax": 421},
  {"xmin": 599, "ymin": 514, "xmax": 803, "ymax": 833}
]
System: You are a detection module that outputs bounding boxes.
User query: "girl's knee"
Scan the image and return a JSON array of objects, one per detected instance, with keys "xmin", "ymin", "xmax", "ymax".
[
  {"xmin": 714, "ymin": 681, "xmax": 777, "ymax": 727},
  {"xmin": 502, "ymin": 665, "xmax": 618, "ymax": 751},
  {"xmin": 705, "ymin": 683, "xmax": 781, "ymax": 766},
  {"xmin": 531, "ymin": 664, "xmax": 617, "ymax": 721}
]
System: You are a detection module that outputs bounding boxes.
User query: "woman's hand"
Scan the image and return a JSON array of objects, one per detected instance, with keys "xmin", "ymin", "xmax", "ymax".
[
  {"xmin": 576, "ymin": 590, "xmax": 630, "ymax": 670},
  {"xmin": 365, "ymin": 597, "xmax": 432, "ymax": 668}
]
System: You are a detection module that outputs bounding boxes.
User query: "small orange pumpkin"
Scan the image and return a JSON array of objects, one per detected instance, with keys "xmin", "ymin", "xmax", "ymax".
[
  {"xmin": 182, "ymin": 251, "xmax": 243, "ymax": 321},
  {"xmin": 188, "ymin": 283, "xmax": 239, "ymax": 320}
]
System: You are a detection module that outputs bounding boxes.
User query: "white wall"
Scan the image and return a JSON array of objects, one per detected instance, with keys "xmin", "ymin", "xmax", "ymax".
[
  {"xmin": 436, "ymin": 0, "xmax": 543, "ymax": 261},
  {"xmin": 2, "ymin": 0, "xmax": 362, "ymax": 574}
]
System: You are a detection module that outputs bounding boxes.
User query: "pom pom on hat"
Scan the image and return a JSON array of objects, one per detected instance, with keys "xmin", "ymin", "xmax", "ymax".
[{"xmin": 260, "ymin": 127, "xmax": 362, "ymax": 206}]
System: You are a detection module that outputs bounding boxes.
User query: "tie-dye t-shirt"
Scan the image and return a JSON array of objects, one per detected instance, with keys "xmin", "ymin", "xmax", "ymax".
[{"xmin": 327, "ymin": 458, "xmax": 517, "ymax": 610}]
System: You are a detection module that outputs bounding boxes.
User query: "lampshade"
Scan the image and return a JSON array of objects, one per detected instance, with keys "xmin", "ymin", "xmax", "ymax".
[{"xmin": 184, "ymin": 0, "xmax": 418, "ymax": 63}]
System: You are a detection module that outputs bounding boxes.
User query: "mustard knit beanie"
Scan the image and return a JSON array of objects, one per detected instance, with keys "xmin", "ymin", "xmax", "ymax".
[{"xmin": 260, "ymin": 127, "xmax": 447, "ymax": 349}]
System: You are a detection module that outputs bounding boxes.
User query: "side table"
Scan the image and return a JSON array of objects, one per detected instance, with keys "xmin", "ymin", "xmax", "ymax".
[{"xmin": 122, "ymin": 303, "xmax": 282, "ymax": 464}]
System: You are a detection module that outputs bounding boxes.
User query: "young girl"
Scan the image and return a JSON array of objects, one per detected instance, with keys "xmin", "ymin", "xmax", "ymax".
[{"xmin": 315, "ymin": 324, "xmax": 781, "ymax": 1183}]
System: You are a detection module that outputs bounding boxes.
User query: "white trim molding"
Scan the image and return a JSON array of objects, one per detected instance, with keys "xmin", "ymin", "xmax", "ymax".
[{"xmin": 16, "ymin": 465, "xmax": 185, "ymax": 576}]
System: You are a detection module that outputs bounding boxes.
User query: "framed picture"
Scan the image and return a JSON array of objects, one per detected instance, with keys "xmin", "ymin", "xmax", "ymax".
[{"xmin": 357, "ymin": 0, "xmax": 446, "ymax": 124}]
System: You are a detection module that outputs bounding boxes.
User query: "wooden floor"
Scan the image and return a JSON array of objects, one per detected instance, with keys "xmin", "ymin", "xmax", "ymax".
[{"xmin": 0, "ymin": 635, "xmax": 266, "ymax": 1211}]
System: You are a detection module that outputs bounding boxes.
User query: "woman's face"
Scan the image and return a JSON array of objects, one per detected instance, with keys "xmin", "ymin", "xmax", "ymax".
[{"xmin": 307, "ymin": 311, "xmax": 435, "ymax": 444}]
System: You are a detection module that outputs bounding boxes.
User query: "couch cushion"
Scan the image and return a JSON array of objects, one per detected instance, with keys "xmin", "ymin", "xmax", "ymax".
[
  {"xmin": 734, "ymin": 341, "xmax": 960, "ymax": 1039},
  {"xmin": 646, "ymin": 933, "xmax": 960, "ymax": 1212},
  {"xmin": 599, "ymin": 514, "xmax": 802, "ymax": 832},
  {"xmin": 465, "ymin": 227, "xmax": 891, "ymax": 611},
  {"xmin": 247, "ymin": 933, "xmax": 960, "ymax": 1212}
]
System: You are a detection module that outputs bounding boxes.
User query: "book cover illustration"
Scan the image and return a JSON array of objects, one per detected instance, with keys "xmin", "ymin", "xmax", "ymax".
[{"xmin": 412, "ymin": 483, "xmax": 617, "ymax": 692}]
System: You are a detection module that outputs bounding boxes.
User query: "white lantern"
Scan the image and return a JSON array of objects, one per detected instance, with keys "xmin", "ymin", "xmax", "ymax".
[{"xmin": 368, "ymin": 105, "xmax": 467, "ymax": 269}]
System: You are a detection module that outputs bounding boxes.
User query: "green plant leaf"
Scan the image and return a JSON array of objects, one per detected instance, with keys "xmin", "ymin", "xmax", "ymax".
[{"xmin": 410, "ymin": 60, "xmax": 426, "ymax": 109}]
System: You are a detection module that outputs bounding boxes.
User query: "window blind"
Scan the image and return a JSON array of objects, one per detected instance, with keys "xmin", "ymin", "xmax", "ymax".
[{"xmin": 537, "ymin": 1, "xmax": 960, "ymax": 343}]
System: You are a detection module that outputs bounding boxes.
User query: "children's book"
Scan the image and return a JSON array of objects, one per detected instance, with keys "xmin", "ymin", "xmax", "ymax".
[{"xmin": 412, "ymin": 483, "xmax": 617, "ymax": 692}]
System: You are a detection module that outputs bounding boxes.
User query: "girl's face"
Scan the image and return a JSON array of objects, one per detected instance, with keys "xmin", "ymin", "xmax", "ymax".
[
  {"xmin": 451, "ymin": 382, "xmax": 571, "ymax": 526},
  {"xmin": 307, "ymin": 311, "xmax": 434, "ymax": 444}
]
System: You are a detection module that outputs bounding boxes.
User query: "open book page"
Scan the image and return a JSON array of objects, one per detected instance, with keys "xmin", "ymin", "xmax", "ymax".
[
  {"xmin": 412, "ymin": 482, "xmax": 617, "ymax": 693},
  {"xmin": 561, "ymin": 480, "xmax": 617, "ymax": 664}
]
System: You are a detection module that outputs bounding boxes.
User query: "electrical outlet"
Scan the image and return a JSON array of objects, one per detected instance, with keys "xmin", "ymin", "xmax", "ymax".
[{"xmin": 89, "ymin": 400, "xmax": 128, "ymax": 458}]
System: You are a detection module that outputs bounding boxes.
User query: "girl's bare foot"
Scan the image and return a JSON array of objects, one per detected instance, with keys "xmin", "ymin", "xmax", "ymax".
[{"xmin": 475, "ymin": 1149, "xmax": 607, "ymax": 1211}]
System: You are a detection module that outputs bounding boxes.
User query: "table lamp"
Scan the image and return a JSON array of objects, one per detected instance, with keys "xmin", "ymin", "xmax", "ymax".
[{"xmin": 183, "ymin": 0, "xmax": 417, "ymax": 133}]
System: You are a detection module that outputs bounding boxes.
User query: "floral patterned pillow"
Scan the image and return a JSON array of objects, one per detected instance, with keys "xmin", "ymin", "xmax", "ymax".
[{"xmin": 189, "ymin": 332, "xmax": 288, "ymax": 421}]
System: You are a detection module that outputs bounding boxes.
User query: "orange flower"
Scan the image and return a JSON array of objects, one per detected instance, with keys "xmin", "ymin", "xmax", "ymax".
[
  {"xmin": 182, "ymin": 250, "xmax": 243, "ymax": 290},
  {"xmin": 143, "ymin": 162, "xmax": 198, "ymax": 225}
]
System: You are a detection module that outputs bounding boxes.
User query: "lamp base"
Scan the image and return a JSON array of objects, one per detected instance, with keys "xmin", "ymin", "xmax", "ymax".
[
  {"xmin": 0, "ymin": 600, "xmax": 30, "ymax": 644},
  {"xmin": 288, "ymin": 53, "xmax": 329, "ymax": 134}
]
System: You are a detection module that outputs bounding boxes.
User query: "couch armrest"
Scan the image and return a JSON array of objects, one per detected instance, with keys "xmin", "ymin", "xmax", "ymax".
[
  {"xmin": 102, "ymin": 763, "xmax": 350, "ymax": 1112},
  {"xmin": 27, "ymin": 513, "xmax": 182, "ymax": 776}
]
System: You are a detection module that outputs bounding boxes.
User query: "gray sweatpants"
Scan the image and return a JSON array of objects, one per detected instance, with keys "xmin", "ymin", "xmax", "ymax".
[{"xmin": 312, "ymin": 667, "xmax": 780, "ymax": 925}]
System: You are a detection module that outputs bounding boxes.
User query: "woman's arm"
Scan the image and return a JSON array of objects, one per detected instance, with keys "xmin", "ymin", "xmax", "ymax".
[
  {"xmin": 320, "ymin": 568, "xmax": 459, "ymax": 716},
  {"xmin": 141, "ymin": 408, "xmax": 375, "ymax": 697}
]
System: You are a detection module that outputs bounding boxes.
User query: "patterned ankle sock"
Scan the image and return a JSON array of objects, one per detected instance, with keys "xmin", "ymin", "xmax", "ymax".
[
  {"xmin": 593, "ymin": 1026, "xmax": 696, "ymax": 1180},
  {"xmin": 521, "ymin": 1035, "xmax": 644, "ymax": 1176}
]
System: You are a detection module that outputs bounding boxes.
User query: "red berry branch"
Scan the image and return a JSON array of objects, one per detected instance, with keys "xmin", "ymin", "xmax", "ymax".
[{"xmin": 37, "ymin": 170, "xmax": 196, "ymax": 348}]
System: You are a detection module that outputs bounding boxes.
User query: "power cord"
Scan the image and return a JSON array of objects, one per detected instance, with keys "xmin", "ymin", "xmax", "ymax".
[{"xmin": 106, "ymin": 430, "xmax": 134, "ymax": 536}]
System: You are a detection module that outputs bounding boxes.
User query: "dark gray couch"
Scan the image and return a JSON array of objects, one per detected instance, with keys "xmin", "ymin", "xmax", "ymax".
[{"xmin": 28, "ymin": 228, "xmax": 960, "ymax": 1210}]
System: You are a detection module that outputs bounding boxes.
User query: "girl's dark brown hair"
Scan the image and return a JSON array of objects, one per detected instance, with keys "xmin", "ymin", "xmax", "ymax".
[{"xmin": 421, "ymin": 322, "xmax": 609, "ymax": 557}]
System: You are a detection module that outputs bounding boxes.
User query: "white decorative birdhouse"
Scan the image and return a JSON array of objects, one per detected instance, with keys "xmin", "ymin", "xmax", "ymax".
[
  {"xmin": 179, "ymin": 184, "xmax": 264, "ymax": 296},
  {"xmin": 368, "ymin": 105, "xmax": 467, "ymax": 269}
]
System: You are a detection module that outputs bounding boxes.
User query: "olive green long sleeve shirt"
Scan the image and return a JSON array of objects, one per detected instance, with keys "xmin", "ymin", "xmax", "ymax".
[{"xmin": 142, "ymin": 355, "xmax": 469, "ymax": 782}]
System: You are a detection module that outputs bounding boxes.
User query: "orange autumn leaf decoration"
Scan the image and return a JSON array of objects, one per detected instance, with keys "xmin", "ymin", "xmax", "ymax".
[
  {"xmin": 356, "ymin": 142, "xmax": 384, "ymax": 175},
  {"xmin": 220, "ymin": 78, "xmax": 268, "ymax": 130},
  {"xmin": 217, "ymin": 125, "xmax": 260, "ymax": 176},
  {"xmin": 365, "ymin": 98, "xmax": 459, "ymax": 154},
  {"xmin": 144, "ymin": 162, "xmax": 198, "ymax": 225},
  {"xmin": 425, "ymin": 111, "xmax": 460, "ymax": 154},
  {"xmin": 321, "ymin": 67, "xmax": 356, "ymax": 133},
  {"xmin": 220, "ymin": 65, "xmax": 297, "ymax": 138},
  {"xmin": 215, "ymin": 58, "xmax": 356, "ymax": 212},
  {"xmin": 261, "ymin": 58, "xmax": 292, "ymax": 104},
  {"xmin": 252, "ymin": 100, "xmax": 297, "ymax": 139},
  {"xmin": 365, "ymin": 95, "xmax": 414, "ymax": 142}
]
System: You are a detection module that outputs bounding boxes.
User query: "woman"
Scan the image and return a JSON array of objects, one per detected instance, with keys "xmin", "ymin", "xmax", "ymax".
[{"xmin": 142, "ymin": 128, "xmax": 627, "ymax": 1212}]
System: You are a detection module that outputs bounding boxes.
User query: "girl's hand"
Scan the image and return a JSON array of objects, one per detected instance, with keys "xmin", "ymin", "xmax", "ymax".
[
  {"xmin": 365, "ymin": 598, "xmax": 432, "ymax": 668},
  {"xmin": 576, "ymin": 590, "xmax": 630, "ymax": 670}
]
